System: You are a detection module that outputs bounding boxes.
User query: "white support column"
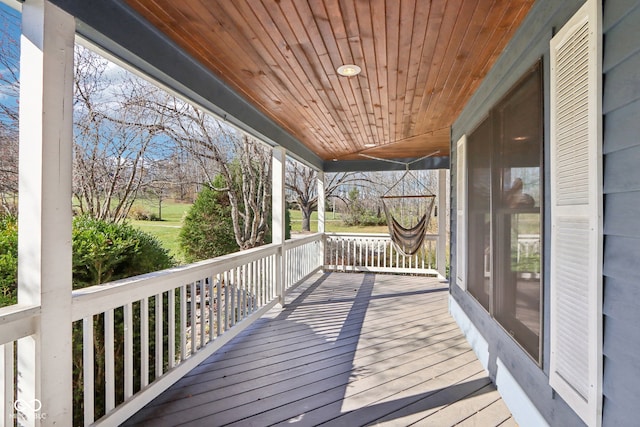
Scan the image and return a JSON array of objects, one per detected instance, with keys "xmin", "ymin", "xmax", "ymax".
[
  {"xmin": 437, "ymin": 169, "xmax": 448, "ymax": 280},
  {"xmin": 272, "ymin": 147, "xmax": 286, "ymax": 305},
  {"xmin": 17, "ymin": 1, "xmax": 75, "ymax": 425},
  {"xmin": 317, "ymin": 171, "xmax": 326, "ymax": 269}
]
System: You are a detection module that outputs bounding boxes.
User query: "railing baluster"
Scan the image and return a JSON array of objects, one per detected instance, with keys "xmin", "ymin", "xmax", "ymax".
[
  {"xmin": 180, "ymin": 286, "xmax": 186, "ymax": 361},
  {"xmin": 291, "ymin": 247, "xmax": 295, "ymax": 285},
  {"xmin": 168, "ymin": 290, "xmax": 176, "ymax": 368},
  {"xmin": 242, "ymin": 264, "xmax": 247, "ymax": 317},
  {"xmin": 250, "ymin": 261, "xmax": 256, "ymax": 312},
  {"xmin": 238, "ymin": 265, "xmax": 242, "ymax": 319},
  {"xmin": 230, "ymin": 271, "xmax": 236, "ymax": 327},
  {"xmin": 265, "ymin": 256, "xmax": 269, "ymax": 303},
  {"xmin": 1, "ymin": 342, "xmax": 14, "ymax": 427},
  {"xmin": 270, "ymin": 254, "xmax": 275, "ymax": 299},
  {"xmin": 224, "ymin": 270, "xmax": 230, "ymax": 330},
  {"xmin": 155, "ymin": 293, "xmax": 163, "ymax": 379},
  {"xmin": 208, "ymin": 276, "xmax": 214, "ymax": 342},
  {"xmin": 258, "ymin": 258, "xmax": 264, "ymax": 306},
  {"xmin": 245, "ymin": 264, "xmax": 249, "ymax": 316},
  {"xmin": 82, "ymin": 316, "xmax": 94, "ymax": 425},
  {"xmin": 247, "ymin": 262, "xmax": 252, "ymax": 312},
  {"xmin": 364, "ymin": 239, "xmax": 369, "ymax": 267},
  {"xmin": 124, "ymin": 303, "xmax": 133, "ymax": 398},
  {"xmin": 285, "ymin": 251, "xmax": 290, "ymax": 289},
  {"xmin": 141, "ymin": 297, "xmax": 149, "ymax": 387},
  {"xmin": 200, "ymin": 280, "xmax": 206, "ymax": 347},
  {"xmin": 255, "ymin": 259, "xmax": 260, "ymax": 310},
  {"xmin": 382, "ymin": 240, "xmax": 393, "ymax": 268},
  {"xmin": 264, "ymin": 257, "xmax": 269, "ymax": 301},
  {"xmin": 216, "ymin": 273, "xmax": 222, "ymax": 337},
  {"xmin": 105, "ymin": 309, "xmax": 115, "ymax": 412},
  {"xmin": 237, "ymin": 267, "xmax": 243, "ymax": 321},
  {"xmin": 190, "ymin": 281, "xmax": 197, "ymax": 354}
]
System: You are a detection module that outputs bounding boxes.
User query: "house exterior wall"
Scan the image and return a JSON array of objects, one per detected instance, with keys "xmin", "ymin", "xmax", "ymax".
[
  {"xmin": 601, "ymin": 0, "xmax": 640, "ymax": 425},
  {"xmin": 449, "ymin": 0, "xmax": 590, "ymax": 425}
]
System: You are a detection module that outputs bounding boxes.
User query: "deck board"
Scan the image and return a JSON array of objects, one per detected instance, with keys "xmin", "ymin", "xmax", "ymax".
[{"xmin": 124, "ymin": 272, "xmax": 515, "ymax": 426}]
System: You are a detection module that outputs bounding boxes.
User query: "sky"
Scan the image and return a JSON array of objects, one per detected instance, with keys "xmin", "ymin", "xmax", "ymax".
[{"xmin": 0, "ymin": 1, "xmax": 19, "ymax": 110}]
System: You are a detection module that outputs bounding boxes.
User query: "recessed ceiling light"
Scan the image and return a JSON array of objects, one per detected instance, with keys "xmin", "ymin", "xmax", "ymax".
[
  {"xmin": 364, "ymin": 143, "xmax": 376, "ymax": 148},
  {"xmin": 337, "ymin": 64, "xmax": 361, "ymax": 77}
]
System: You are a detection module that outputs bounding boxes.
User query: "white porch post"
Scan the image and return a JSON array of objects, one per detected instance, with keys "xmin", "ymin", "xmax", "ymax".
[
  {"xmin": 272, "ymin": 147, "xmax": 286, "ymax": 305},
  {"xmin": 17, "ymin": 1, "xmax": 74, "ymax": 425},
  {"xmin": 317, "ymin": 171, "xmax": 325, "ymax": 269},
  {"xmin": 437, "ymin": 169, "xmax": 448, "ymax": 280}
]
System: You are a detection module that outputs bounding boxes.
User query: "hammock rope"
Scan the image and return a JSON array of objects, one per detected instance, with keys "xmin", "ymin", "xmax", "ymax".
[{"xmin": 360, "ymin": 151, "xmax": 440, "ymax": 257}]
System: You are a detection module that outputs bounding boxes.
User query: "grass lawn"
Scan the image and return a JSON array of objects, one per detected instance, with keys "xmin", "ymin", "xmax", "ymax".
[
  {"xmin": 130, "ymin": 202, "xmax": 391, "ymax": 264},
  {"xmin": 129, "ymin": 200, "xmax": 191, "ymax": 263},
  {"xmin": 289, "ymin": 209, "xmax": 388, "ymax": 233}
]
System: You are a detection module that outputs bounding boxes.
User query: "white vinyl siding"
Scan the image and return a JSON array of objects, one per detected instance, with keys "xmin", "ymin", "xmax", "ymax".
[
  {"xmin": 456, "ymin": 135, "xmax": 467, "ymax": 289},
  {"xmin": 549, "ymin": 0, "xmax": 602, "ymax": 425}
]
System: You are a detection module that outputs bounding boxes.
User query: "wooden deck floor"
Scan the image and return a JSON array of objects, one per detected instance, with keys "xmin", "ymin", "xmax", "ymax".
[{"xmin": 124, "ymin": 272, "xmax": 515, "ymax": 426}]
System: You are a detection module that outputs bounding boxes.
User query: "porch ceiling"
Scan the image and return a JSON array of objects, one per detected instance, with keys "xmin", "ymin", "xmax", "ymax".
[{"xmin": 123, "ymin": 0, "xmax": 534, "ymax": 163}]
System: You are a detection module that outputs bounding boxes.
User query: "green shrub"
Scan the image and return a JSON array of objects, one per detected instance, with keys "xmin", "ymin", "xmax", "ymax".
[
  {"xmin": 0, "ymin": 215, "xmax": 175, "ymax": 304},
  {"xmin": 70, "ymin": 217, "xmax": 175, "ymax": 424},
  {"xmin": 285, "ymin": 208, "xmax": 291, "ymax": 240},
  {"xmin": 0, "ymin": 215, "xmax": 17, "ymax": 306},
  {"xmin": 72, "ymin": 216, "xmax": 174, "ymax": 287},
  {"xmin": 179, "ymin": 179, "xmax": 238, "ymax": 262},
  {"xmin": 342, "ymin": 187, "xmax": 385, "ymax": 227}
]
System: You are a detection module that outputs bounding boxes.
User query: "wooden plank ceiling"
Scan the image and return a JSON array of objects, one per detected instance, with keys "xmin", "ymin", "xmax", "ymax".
[{"xmin": 125, "ymin": 0, "xmax": 535, "ymax": 162}]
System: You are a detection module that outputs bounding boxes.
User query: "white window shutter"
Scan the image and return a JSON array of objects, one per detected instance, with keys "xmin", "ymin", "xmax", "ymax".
[
  {"xmin": 456, "ymin": 135, "xmax": 467, "ymax": 289},
  {"xmin": 549, "ymin": 0, "xmax": 602, "ymax": 425}
]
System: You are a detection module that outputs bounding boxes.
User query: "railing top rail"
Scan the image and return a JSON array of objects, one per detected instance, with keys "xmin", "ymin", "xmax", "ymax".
[
  {"xmin": 283, "ymin": 232, "xmax": 323, "ymax": 249},
  {"xmin": 325, "ymin": 232, "xmax": 438, "ymax": 239},
  {"xmin": 0, "ymin": 304, "xmax": 39, "ymax": 345},
  {"xmin": 72, "ymin": 242, "xmax": 281, "ymax": 321}
]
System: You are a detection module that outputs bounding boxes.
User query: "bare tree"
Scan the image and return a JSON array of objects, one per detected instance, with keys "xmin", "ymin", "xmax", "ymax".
[
  {"xmin": 146, "ymin": 94, "xmax": 272, "ymax": 249},
  {"xmin": 285, "ymin": 160, "xmax": 370, "ymax": 231},
  {"xmin": 164, "ymin": 146, "xmax": 207, "ymax": 202},
  {"xmin": 143, "ymin": 158, "xmax": 177, "ymax": 220},
  {"xmin": 72, "ymin": 46, "xmax": 166, "ymax": 222},
  {"xmin": 0, "ymin": 7, "xmax": 20, "ymax": 214}
]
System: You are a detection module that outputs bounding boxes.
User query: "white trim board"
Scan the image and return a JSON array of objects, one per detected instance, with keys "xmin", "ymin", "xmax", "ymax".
[{"xmin": 449, "ymin": 296, "xmax": 548, "ymax": 427}]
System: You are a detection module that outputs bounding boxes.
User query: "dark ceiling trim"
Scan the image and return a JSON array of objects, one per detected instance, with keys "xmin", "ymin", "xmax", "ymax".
[
  {"xmin": 50, "ymin": 0, "xmax": 326, "ymax": 169},
  {"xmin": 323, "ymin": 156, "xmax": 450, "ymax": 173}
]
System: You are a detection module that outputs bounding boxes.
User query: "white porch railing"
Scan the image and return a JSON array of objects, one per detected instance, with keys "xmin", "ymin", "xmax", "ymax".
[
  {"xmin": 324, "ymin": 232, "xmax": 444, "ymax": 277},
  {"xmin": 0, "ymin": 233, "xmax": 323, "ymax": 426},
  {"xmin": 0, "ymin": 304, "xmax": 40, "ymax": 426},
  {"xmin": 74, "ymin": 233, "xmax": 322, "ymax": 426},
  {"xmin": 284, "ymin": 233, "xmax": 324, "ymax": 288},
  {"xmin": 0, "ymin": 230, "xmax": 446, "ymax": 426}
]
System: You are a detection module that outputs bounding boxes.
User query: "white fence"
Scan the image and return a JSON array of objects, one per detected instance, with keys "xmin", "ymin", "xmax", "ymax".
[
  {"xmin": 0, "ymin": 304, "xmax": 39, "ymax": 426},
  {"xmin": 324, "ymin": 233, "xmax": 442, "ymax": 277},
  {"xmin": 0, "ymin": 230, "xmax": 445, "ymax": 426},
  {"xmin": 0, "ymin": 234, "xmax": 323, "ymax": 426}
]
